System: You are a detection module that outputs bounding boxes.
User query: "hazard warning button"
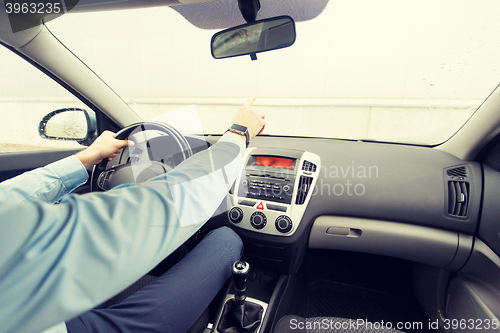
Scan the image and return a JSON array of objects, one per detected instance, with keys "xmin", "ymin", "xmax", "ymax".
[{"xmin": 256, "ymin": 202, "xmax": 264, "ymax": 210}]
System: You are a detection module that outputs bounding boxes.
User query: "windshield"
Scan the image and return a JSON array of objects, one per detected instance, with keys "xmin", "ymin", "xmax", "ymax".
[{"xmin": 45, "ymin": 0, "xmax": 500, "ymax": 145}]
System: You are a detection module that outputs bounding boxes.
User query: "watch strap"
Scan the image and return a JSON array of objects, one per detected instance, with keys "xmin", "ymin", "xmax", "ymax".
[{"xmin": 227, "ymin": 124, "xmax": 250, "ymax": 147}]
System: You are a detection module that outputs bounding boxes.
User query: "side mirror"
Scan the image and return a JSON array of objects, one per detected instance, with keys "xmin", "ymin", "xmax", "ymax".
[
  {"xmin": 211, "ymin": 15, "xmax": 296, "ymax": 60},
  {"xmin": 39, "ymin": 108, "xmax": 97, "ymax": 146}
]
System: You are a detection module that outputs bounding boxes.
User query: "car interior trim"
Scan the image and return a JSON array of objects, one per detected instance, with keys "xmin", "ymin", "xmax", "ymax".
[
  {"xmin": 309, "ymin": 216, "xmax": 473, "ymax": 269},
  {"xmin": 212, "ymin": 295, "xmax": 269, "ymax": 333},
  {"xmin": 438, "ymin": 83, "xmax": 500, "ymax": 160},
  {"xmin": 228, "ymin": 147, "xmax": 321, "ymax": 236},
  {"xmin": 446, "ymin": 239, "xmax": 500, "ymax": 325},
  {"xmin": 0, "ymin": 149, "xmax": 79, "ymax": 173}
]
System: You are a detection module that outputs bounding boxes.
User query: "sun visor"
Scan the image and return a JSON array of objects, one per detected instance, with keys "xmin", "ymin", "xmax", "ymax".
[
  {"xmin": 0, "ymin": 4, "xmax": 43, "ymax": 48},
  {"xmin": 171, "ymin": 0, "xmax": 329, "ymax": 30}
]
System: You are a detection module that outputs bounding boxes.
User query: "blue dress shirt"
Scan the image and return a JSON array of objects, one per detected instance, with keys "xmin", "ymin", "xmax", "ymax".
[{"xmin": 0, "ymin": 133, "xmax": 244, "ymax": 333}]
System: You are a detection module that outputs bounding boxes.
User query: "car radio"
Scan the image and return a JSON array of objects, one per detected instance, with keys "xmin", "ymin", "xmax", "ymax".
[
  {"xmin": 228, "ymin": 147, "xmax": 321, "ymax": 236},
  {"xmin": 238, "ymin": 154, "xmax": 298, "ymax": 204}
]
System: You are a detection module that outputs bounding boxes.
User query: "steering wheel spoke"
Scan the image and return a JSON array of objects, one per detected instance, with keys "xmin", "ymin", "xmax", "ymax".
[{"xmin": 91, "ymin": 121, "xmax": 192, "ymax": 191}]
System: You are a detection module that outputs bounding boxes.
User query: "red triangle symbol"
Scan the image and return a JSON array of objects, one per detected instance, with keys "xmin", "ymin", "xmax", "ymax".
[{"xmin": 257, "ymin": 202, "xmax": 264, "ymax": 210}]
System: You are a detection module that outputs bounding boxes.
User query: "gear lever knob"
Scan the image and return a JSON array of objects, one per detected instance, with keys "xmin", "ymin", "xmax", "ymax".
[{"xmin": 232, "ymin": 260, "xmax": 250, "ymax": 305}]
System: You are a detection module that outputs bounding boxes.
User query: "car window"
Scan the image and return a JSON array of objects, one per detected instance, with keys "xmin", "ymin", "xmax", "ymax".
[
  {"xmin": 0, "ymin": 45, "xmax": 87, "ymax": 153},
  {"xmin": 45, "ymin": 1, "xmax": 500, "ymax": 145}
]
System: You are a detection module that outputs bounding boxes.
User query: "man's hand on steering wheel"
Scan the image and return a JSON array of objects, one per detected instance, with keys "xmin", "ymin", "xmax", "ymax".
[{"xmin": 76, "ymin": 131, "xmax": 134, "ymax": 169}]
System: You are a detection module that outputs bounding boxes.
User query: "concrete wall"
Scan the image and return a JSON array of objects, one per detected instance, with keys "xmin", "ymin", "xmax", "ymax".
[
  {"xmin": 0, "ymin": 98, "xmax": 478, "ymax": 153},
  {"xmin": 131, "ymin": 98, "xmax": 478, "ymax": 145}
]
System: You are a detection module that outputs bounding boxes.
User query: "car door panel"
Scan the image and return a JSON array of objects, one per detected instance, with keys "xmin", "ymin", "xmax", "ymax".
[
  {"xmin": 0, "ymin": 149, "xmax": 84, "ymax": 183},
  {"xmin": 446, "ymin": 240, "xmax": 500, "ymax": 332}
]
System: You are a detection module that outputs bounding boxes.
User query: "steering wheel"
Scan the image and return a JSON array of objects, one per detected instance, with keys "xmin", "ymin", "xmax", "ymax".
[{"xmin": 91, "ymin": 121, "xmax": 193, "ymax": 191}]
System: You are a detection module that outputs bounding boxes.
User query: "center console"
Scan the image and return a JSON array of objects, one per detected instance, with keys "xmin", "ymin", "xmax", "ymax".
[
  {"xmin": 228, "ymin": 147, "xmax": 321, "ymax": 236},
  {"xmin": 215, "ymin": 148, "xmax": 321, "ymax": 333}
]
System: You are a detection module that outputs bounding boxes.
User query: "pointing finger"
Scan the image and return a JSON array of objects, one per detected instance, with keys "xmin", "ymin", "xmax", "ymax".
[{"xmin": 243, "ymin": 95, "xmax": 257, "ymax": 108}]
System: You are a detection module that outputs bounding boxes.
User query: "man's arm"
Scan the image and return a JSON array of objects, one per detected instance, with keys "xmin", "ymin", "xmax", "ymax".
[
  {"xmin": 0, "ymin": 97, "xmax": 265, "ymax": 333},
  {"xmin": 0, "ymin": 155, "xmax": 89, "ymax": 204},
  {"xmin": 0, "ymin": 131, "xmax": 131, "ymax": 204}
]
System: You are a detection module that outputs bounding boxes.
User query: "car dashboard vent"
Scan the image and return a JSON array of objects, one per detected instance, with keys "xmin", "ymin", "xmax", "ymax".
[
  {"xmin": 448, "ymin": 181, "xmax": 469, "ymax": 217},
  {"xmin": 302, "ymin": 160, "xmax": 317, "ymax": 172},
  {"xmin": 296, "ymin": 176, "xmax": 313, "ymax": 205},
  {"xmin": 447, "ymin": 166, "xmax": 467, "ymax": 178}
]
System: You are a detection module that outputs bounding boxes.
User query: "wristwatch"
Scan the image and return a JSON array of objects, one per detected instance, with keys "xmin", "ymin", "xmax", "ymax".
[{"xmin": 226, "ymin": 124, "xmax": 250, "ymax": 148}]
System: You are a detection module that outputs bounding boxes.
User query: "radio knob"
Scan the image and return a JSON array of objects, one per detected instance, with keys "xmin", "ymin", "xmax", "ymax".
[
  {"xmin": 275, "ymin": 215, "xmax": 293, "ymax": 233},
  {"xmin": 283, "ymin": 185, "xmax": 291, "ymax": 193},
  {"xmin": 241, "ymin": 179, "xmax": 248, "ymax": 187},
  {"xmin": 228, "ymin": 207, "xmax": 243, "ymax": 224},
  {"xmin": 250, "ymin": 211, "xmax": 267, "ymax": 230}
]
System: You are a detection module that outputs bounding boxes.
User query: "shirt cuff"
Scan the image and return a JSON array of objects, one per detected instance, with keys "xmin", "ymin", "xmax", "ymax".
[
  {"xmin": 46, "ymin": 155, "xmax": 89, "ymax": 190},
  {"xmin": 219, "ymin": 131, "xmax": 247, "ymax": 151}
]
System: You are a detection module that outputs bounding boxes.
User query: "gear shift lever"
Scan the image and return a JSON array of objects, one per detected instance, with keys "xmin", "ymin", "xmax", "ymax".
[
  {"xmin": 232, "ymin": 260, "xmax": 250, "ymax": 305},
  {"xmin": 217, "ymin": 261, "xmax": 264, "ymax": 333}
]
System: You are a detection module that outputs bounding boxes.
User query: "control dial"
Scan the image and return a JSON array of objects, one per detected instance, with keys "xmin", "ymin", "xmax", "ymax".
[
  {"xmin": 275, "ymin": 215, "xmax": 293, "ymax": 233},
  {"xmin": 250, "ymin": 211, "xmax": 267, "ymax": 230},
  {"xmin": 228, "ymin": 207, "xmax": 243, "ymax": 224}
]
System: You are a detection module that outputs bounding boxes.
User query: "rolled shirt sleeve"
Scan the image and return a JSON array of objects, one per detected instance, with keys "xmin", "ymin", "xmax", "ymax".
[{"xmin": 0, "ymin": 155, "xmax": 89, "ymax": 204}]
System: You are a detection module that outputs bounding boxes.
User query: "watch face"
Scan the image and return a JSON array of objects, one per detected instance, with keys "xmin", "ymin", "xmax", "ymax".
[
  {"xmin": 230, "ymin": 124, "xmax": 250, "ymax": 147},
  {"xmin": 231, "ymin": 124, "xmax": 248, "ymax": 132}
]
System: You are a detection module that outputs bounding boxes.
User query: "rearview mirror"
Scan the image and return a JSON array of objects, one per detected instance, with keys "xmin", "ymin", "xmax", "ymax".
[
  {"xmin": 39, "ymin": 108, "xmax": 97, "ymax": 146},
  {"xmin": 211, "ymin": 15, "xmax": 296, "ymax": 60}
]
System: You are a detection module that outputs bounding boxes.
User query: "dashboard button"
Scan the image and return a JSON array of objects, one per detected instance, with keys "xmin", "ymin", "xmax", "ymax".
[
  {"xmin": 275, "ymin": 215, "xmax": 292, "ymax": 233},
  {"xmin": 250, "ymin": 211, "xmax": 267, "ymax": 229},
  {"xmin": 274, "ymin": 205, "xmax": 287, "ymax": 212},
  {"xmin": 256, "ymin": 202, "xmax": 264, "ymax": 210},
  {"xmin": 238, "ymin": 200, "xmax": 256, "ymax": 207},
  {"xmin": 267, "ymin": 204, "xmax": 288, "ymax": 212},
  {"xmin": 228, "ymin": 207, "xmax": 243, "ymax": 224}
]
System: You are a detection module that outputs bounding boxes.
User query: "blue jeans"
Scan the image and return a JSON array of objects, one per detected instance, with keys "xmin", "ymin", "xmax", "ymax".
[{"xmin": 66, "ymin": 227, "xmax": 243, "ymax": 333}]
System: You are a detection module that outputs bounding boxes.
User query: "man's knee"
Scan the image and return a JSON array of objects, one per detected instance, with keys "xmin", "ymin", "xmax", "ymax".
[{"xmin": 206, "ymin": 226, "xmax": 243, "ymax": 259}]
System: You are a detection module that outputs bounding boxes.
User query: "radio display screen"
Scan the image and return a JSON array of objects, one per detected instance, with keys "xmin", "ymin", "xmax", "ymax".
[{"xmin": 250, "ymin": 155, "xmax": 295, "ymax": 170}]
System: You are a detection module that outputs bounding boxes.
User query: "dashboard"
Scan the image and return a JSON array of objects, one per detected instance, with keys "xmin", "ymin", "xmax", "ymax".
[
  {"xmin": 102, "ymin": 132, "xmax": 483, "ymax": 275},
  {"xmin": 214, "ymin": 135, "xmax": 482, "ymax": 274}
]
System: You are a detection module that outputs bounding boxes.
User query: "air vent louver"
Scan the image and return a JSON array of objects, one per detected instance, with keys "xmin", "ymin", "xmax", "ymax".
[
  {"xmin": 302, "ymin": 160, "xmax": 317, "ymax": 172},
  {"xmin": 296, "ymin": 176, "xmax": 313, "ymax": 205},
  {"xmin": 447, "ymin": 166, "xmax": 467, "ymax": 178},
  {"xmin": 448, "ymin": 181, "xmax": 469, "ymax": 217}
]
